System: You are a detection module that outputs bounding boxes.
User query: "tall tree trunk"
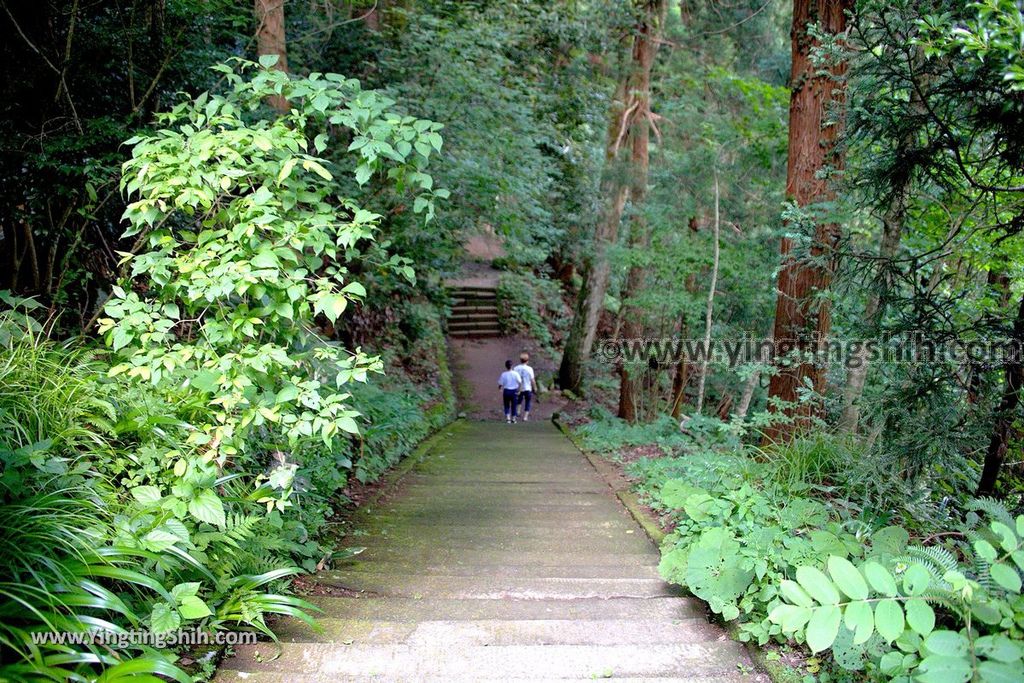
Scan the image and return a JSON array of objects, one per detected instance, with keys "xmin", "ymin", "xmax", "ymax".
[
  {"xmin": 617, "ymin": 0, "xmax": 666, "ymax": 422},
  {"xmin": 255, "ymin": 0, "xmax": 289, "ymax": 112},
  {"xmin": 763, "ymin": 0, "xmax": 854, "ymax": 442},
  {"xmin": 977, "ymin": 294, "xmax": 1024, "ymax": 497}
]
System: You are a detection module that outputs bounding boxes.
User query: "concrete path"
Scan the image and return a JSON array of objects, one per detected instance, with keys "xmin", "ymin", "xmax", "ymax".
[{"xmin": 217, "ymin": 420, "xmax": 759, "ymax": 681}]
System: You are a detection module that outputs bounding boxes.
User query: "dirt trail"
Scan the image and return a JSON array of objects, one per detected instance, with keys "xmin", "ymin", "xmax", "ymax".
[{"xmin": 448, "ymin": 335, "xmax": 566, "ymax": 421}]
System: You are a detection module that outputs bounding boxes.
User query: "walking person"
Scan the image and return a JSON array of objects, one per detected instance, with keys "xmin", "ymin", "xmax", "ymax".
[
  {"xmin": 498, "ymin": 359, "xmax": 522, "ymax": 423},
  {"xmin": 513, "ymin": 352, "xmax": 536, "ymax": 422}
]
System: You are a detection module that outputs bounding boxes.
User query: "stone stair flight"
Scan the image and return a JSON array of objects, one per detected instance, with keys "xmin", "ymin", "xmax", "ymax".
[
  {"xmin": 215, "ymin": 421, "xmax": 761, "ymax": 681},
  {"xmin": 448, "ymin": 284, "xmax": 500, "ymax": 339}
]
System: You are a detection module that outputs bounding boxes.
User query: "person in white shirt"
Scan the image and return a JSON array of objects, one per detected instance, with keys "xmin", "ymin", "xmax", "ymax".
[
  {"xmin": 513, "ymin": 352, "xmax": 536, "ymax": 422},
  {"xmin": 498, "ymin": 359, "xmax": 522, "ymax": 423}
]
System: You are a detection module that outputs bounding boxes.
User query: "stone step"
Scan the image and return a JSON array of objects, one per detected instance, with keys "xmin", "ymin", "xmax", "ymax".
[
  {"xmin": 309, "ymin": 596, "xmax": 703, "ymax": 621},
  {"xmin": 359, "ymin": 510, "xmax": 641, "ymax": 528},
  {"xmin": 448, "ymin": 320, "xmax": 503, "ymax": 332},
  {"xmin": 219, "ymin": 642, "xmax": 748, "ymax": 679},
  {"xmin": 451, "ymin": 287, "xmax": 497, "ymax": 296},
  {"xmin": 334, "ymin": 547, "xmax": 661, "ymax": 568},
  {"xmin": 449, "ymin": 310, "xmax": 499, "ymax": 319},
  {"xmin": 268, "ymin": 617, "xmax": 724, "ymax": 646},
  {"xmin": 449, "ymin": 304, "xmax": 499, "ymax": 314},
  {"xmin": 347, "ymin": 523, "xmax": 643, "ymax": 543},
  {"xmin": 396, "ymin": 479, "xmax": 609, "ymax": 493},
  {"xmin": 448, "ymin": 328, "xmax": 501, "ymax": 339},
  {"xmin": 315, "ymin": 574, "xmax": 679, "ymax": 600},
  {"xmin": 337, "ymin": 534, "xmax": 654, "ymax": 555},
  {"xmin": 451, "ymin": 294, "xmax": 497, "ymax": 304},
  {"xmin": 373, "ymin": 493, "xmax": 615, "ymax": 509},
  {"xmin": 326, "ymin": 560, "xmax": 662, "ymax": 580}
]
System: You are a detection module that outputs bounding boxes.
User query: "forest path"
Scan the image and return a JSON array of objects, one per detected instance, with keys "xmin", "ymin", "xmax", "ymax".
[{"xmin": 216, "ymin": 420, "xmax": 760, "ymax": 681}]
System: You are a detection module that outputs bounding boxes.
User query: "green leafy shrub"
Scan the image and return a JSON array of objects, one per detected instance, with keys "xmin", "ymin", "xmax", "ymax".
[
  {"xmin": 0, "ymin": 57, "xmax": 454, "ymax": 680},
  {"xmin": 495, "ymin": 271, "xmax": 568, "ymax": 351},
  {"xmin": 586, "ymin": 414, "xmax": 1024, "ymax": 681},
  {"xmin": 769, "ymin": 511, "xmax": 1024, "ymax": 681}
]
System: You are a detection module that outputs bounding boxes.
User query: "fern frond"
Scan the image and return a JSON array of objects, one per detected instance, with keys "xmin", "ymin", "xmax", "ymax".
[
  {"xmin": 905, "ymin": 545, "xmax": 959, "ymax": 576},
  {"xmin": 968, "ymin": 497, "xmax": 1015, "ymax": 528}
]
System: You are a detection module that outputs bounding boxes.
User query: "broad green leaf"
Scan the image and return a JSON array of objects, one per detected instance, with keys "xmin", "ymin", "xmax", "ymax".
[
  {"xmin": 806, "ymin": 605, "xmax": 841, "ymax": 653},
  {"xmin": 188, "ymin": 490, "xmax": 226, "ymax": 528},
  {"xmin": 178, "ymin": 595, "xmax": 213, "ymax": 619},
  {"xmin": 976, "ymin": 634, "xmax": 1024, "ymax": 663},
  {"xmin": 316, "ymin": 294, "xmax": 348, "ymax": 323},
  {"xmin": 863, "ymin": 560, "xmax": 897, "ymax": 596},
  {"xmin": 976, "ymin": 539, "xmax": 998, "ymax": 562},
  {"xmin": 915, "ymin": 654, "xmax": 971, "ymax": 683},
  {"xmin": 828, "ymin": 555, "xmax": 868, "ymax": 600},
  {"xmin": 923, "ymin": 630, "xmax": 969, "ymax": 658},
  {"xmin": 874, "ymin": 598, "xmax": 904, "ymax": 642},
  {"xmin": 277, "ymin": 158, "xmax": 297, "ymax": 183},
  {"xmin": 131, "ymin": 485, "xmax": 162, "ymax": 505},
  {"xmin": 302, "ymin": 159, "xmax": 333, "ymax": 180},
  {"xmin": 779, "ymin": 579, "xmax": 814, "ymax": 608},
  {"xmin": 977, "ymin": 661, "xmax": 1024, "ymax": 683},
  {"xmin": 991, "ymin": 521, "xmax": 1018, "ymax": 552},
  {"xmin": 796, "ymin": 565, "xmax": 840, "ymax": 605},
  {"xmin": 337, "ymin": 416, "xmax": 360, "ymax": 435},
  {"xmin": 149, "ymin": 602, "xmax": 181, "ymax": 634},
  {"xmin": 905, "ymin": 598, "xmax": 935, "ymax": 636},
  {"xmin": 903, "ymin": 564, "xmax": 931, "ymax": 595},
  {"xmin": 843, "ymin": 600, "xmax": 874, "ymax": 645},
  {"xmin": 769, "ymin": 604, "xmax": 811, "ymax": 633},
  {"xmin": 143, "ymin": 529, "xmax": 180, "ymax": 552},
  {"xmin": 990, "ymin": 562, "xmax": 1022, "ymax": 593}
]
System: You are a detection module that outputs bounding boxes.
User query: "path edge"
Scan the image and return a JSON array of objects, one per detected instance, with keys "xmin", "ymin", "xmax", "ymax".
[
  {"xmin": 552, "ymin": 416, "xmax": 799, "ymax": 683},
  {"xmin": 361, "ymin": 419, "xmax": 470, "ymax": 510}
]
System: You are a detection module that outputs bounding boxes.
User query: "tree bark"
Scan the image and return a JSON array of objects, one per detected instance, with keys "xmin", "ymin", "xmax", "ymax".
[
  {"xmin": 694, "ymin": 171, "xmax": 721, "ymax": 415},
  {"xmin": 617, "ymin": 0, "xmax": 666, "ymax": 422},
  {"xmin": 255, "ymin": 0, "xmax": 289, "ymax": 112},
  {"xmin": 559, "ymin": 3, "xmax": 661, "ymax": 394},
  {"xmin": 976, "ymin": 294, "xmax": 1024, "ymax": 497},
  {"xmin": 763, "ymin": 0, "xmax": 854, "ymax": 442}
]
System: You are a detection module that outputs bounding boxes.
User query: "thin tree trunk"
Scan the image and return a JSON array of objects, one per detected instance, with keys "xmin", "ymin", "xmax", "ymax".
[
  {"xmin": 695, "ymin": 171, "xmax": 720, "ymax": 414},
  {"xmin": 560, "ymin": 2, "xmax": 663, "ymax": 395},
  {"xmin": 976, "ymin": 294, "xmax": 1024, "ymax": 496},
  {"xmin": 617, "ymin": 0, "xmax": 666, "ymax": 422},
  {"xmin": 255, "ymin": 0, "xmax": 289, "ymax": 112},
  {"xmin": 838, "ymin": 191, "xmax": 905, "ymax": 430},
  {"xmin": 839, "ymin": 69, "xmax": 926, "ymax": 432},
  {"xmin": 669, "ymin": 312, "xmax": 691, "ymax": 419},
  {"xmin": 559, "ymin": 75, "xmax": 630, "ymax": 393},
  {"xmin": 763, "ymin": 0, "xmax": 854, "ymax": 442},
  {"xmin": 735, "ymin": 367, "xmax": 760, "ymax": 419}
]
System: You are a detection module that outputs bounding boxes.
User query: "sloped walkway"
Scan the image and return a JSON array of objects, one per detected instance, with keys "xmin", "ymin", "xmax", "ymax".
[{"xmin": 216, "ymin": 420, "xmax": 759, "ymax": 681}]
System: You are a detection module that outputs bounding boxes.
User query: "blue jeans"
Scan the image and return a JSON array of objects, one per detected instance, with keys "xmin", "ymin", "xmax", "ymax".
[
  {"xmin": 519, "ymin": 390, "xmax": 533, "ymax": 413},
  {"xmin": 502, "ymin": 389, "xmax": 518, "ymax": 418}
]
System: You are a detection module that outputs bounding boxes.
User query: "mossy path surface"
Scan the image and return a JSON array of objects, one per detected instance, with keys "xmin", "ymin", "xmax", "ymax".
[{"xmin": 217, "ymin": 421, "xmax": 760, "ymax": 681}]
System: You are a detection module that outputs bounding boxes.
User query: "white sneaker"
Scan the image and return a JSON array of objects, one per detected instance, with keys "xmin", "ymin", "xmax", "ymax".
[{"xmin": 523, "ymin": 414, "xmax": 529, "ymax": 422}]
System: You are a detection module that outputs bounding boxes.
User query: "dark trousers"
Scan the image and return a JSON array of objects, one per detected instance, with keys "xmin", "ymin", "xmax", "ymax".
[
  {"xmin": 519, "ymin": 390, "xmax": 533, "ymax": 413},
  {"xmin": 502, "ymin": 389, "xmax": 518, "ymax": 417}
]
